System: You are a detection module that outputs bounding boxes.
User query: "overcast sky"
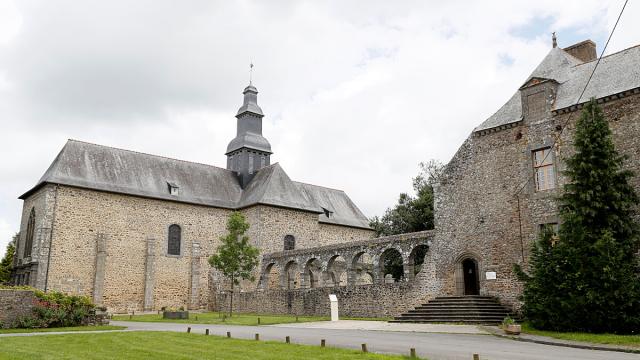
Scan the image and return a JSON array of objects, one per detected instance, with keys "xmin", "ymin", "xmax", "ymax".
[{"xmin": 0, "ymin": 0, "xmax": 639, "ymax": 256}]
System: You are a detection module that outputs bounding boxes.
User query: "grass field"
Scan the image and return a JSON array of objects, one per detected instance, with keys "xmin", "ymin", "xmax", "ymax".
[
  {"xmin": 112, "ymin": 312, "xmax": 390, "ymax": 325},
  {"xmin": 521, "ymin": 323, "xmax": 640, "ymax": 348},
  {"xmin": 0, "ymin": 331, "xmax": 418, "ymax": 359},
  {"xmin": 0, "ymin": 325, "xmax": 125, "ymax": 334}
]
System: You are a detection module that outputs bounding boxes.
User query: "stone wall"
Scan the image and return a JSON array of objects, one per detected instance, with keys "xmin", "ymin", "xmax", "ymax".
[
  {"xmin": 0, "ymin": 290, "xmax": 36, "ymax": 328},
  {"xmin": 36, "ymin": 187, "xmax": 371, "ymax": 314}
]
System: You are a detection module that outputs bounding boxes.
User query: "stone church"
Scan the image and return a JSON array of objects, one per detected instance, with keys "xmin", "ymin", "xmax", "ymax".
[{"xmin": 11, "ymin": 84, "xmax": 374, "ymax": 312}]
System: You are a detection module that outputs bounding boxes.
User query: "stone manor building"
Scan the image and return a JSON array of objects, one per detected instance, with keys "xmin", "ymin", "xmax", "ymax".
[
  {"xmin": 11, "ymin": 84, "xmax": 374, "ymax": 312},
  {"xmin": 11, "ymin": 37, "xmax": 640, "ymax": 317}
]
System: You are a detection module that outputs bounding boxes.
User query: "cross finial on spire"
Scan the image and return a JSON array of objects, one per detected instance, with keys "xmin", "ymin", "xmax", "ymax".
[
  {"xmin": 249, "ymin": 61, "xmax": 254, "ymax": 85},
  {"xmin": 552, "ymin": 32, "xmax": 557, "ymax": 48}
]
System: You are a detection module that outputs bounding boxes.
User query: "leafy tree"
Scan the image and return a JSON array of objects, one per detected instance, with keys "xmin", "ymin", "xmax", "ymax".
[
  {"xmin": 370, "ymin": 160, "xmax": 444, "ymax": 236},
  {"xmin": 209, "ymin": 212, "xmax": 259, "ymax": 317},
  {"xmin": 516, "ymin": 99, "xmax": 640, "ymax": 333},
  {"xmin": 0, "ymin": 234, "xmax": 17, "ymax": 284}
]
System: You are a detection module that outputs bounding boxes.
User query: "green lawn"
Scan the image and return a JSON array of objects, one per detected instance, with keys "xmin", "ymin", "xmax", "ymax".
[
  {"xmin": 0, "ymin": 325, "xmax": 125, "ymax": 334},
  {"xmin": 521, "ymin": 323, "xmax": 640, "ymax": 348},
  {"xmin": 113, "ymin": 312, "xmax": 390, "ymax": 325},
  {"xmin": 0, "ymin": 331, "xmax": 419, "ymax": 360}
]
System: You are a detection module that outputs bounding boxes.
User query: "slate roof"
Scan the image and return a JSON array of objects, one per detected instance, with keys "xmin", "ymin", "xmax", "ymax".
[
  {"xmin": 475, "ymin": 44, "xmax": 640, "ymax": 132},
  {"xmin": 21, "ymin": 140, "xmax": 372, "ymax": 230}
]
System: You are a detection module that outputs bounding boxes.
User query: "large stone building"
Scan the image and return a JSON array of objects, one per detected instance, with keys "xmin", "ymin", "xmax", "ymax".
[{"xmin": 11, "ymin": 84, "xmax": 374, "ymax": 312}]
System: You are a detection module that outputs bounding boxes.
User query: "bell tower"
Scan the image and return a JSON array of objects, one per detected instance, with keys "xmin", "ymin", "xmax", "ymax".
[{"xmin": 226, "ymin": 84, "xmax": 272, "ymax": 188}]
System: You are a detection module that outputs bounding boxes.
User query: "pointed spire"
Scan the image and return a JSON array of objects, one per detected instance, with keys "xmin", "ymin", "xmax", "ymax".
[{"xmin": 552, "ymin": 32, "xmax": 557, "ymax": 48}]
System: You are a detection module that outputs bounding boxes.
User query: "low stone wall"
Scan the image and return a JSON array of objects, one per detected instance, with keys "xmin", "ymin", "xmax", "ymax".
[
  {"xmin": 214, "ymin": 282, "xmax": 428, "ymax": 318},
  {"xmin": 0, "ymin": 290, "xmax": 37, "ymax": 328}
]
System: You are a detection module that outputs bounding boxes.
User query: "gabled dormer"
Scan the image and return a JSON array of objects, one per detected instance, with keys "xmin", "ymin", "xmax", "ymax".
[{"xmin": 519, "ymin": 77, "xmax": 558, "ymax": 124}]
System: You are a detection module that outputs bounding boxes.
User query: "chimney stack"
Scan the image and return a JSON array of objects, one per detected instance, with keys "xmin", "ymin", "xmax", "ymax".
[{"xmin": 563, "ymin": 40, "xmax": 597, "ymax": 63}]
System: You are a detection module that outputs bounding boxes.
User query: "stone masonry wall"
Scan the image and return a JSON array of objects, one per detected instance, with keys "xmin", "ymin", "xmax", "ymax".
[
  {"xmin": 0, "ymin": 290, "xmax": 37, "ymax": 328},
  {"xmin": 318, "ymin": 223, "xmax": 375, "ymax": 245},
  {"xmin": 47, "ymin": 186, "xmax": 232, "ymax": 313},
  {"xmin": 41, "ymin": 187, "xmax": 371, "ymax": 313}
]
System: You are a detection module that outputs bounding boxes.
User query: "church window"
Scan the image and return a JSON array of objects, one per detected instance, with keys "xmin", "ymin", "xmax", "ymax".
[
  {"xmin": 24, "ymin": 208, "xmax": 35, "ymax": 258},
  {"xmin": 284, "ymin": 235, "xmax": 295, "ymax": 251},
  {"xmin": 533, "ymin": 148, "xmax": 555, "ymax": 191},
  {"xmin": 167, "ymin": 224, "xmax": 181, "ymax": 256}
]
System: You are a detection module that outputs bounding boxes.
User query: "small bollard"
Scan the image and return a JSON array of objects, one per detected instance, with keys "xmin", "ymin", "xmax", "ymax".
[
  {"xmin": 195, "ymin": 315, "xmax": 198, "ymax": 321},
  {"xmin": 255, "ymin": 333, "xmax": 260, "ymax": 341},
  {"xmin": 226, "ymin": 331, "xmax": 231, "ymax": 338},
  {"xmin": 321, "ymin": 339, "xmax": 326, "ymax": 347},
  {"xmin": 205, "ymin": 329, "xmax": 209, "ymax": 335},
  {"xmin": 473, "ymin": 354, "xmax": 480, "ymax": 360},
  {"xmin": 258, "ymin": 317, "xmax": 261, "ymax": 325},
  {"xmin": 361, "ymin": 343, "xmax": 368, "ymax": 353},
  {"xmin": 295, "ymin": 316, "xmax": 299, "ymax": 322},
  {"xmin": 410, "ymin": 348, "xmax": 416, "ymax": 358},
  {"xmin": 285, "ymin": 336, "xmax": 290, "ymax": 344},
  {"xmin": 187, "ymin": 327, "xmax": 191, "ymax": 333},
  {"xmin": 129, "ymin": 314, "xmax": 132, "ymax": 320}
]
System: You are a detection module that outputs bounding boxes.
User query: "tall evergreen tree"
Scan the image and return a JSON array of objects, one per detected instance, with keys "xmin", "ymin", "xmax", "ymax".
[
  {"xmin": 517, "ymin": 99, "xmax": 640, "ymax": 333},
  {"xmin": 209, "ymin": 212, "xmax": 259, "ymax": 317}
]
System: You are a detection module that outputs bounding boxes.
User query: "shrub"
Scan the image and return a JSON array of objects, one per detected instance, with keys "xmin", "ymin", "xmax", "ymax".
[{"xmin": 12, "ymin": 290, "xmax": 95, "ymax": 329}]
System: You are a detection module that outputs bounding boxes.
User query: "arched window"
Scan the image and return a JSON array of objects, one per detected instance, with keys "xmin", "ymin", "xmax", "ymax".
[
  {"xmin": 24, "ymin": 208, "xmax": 36, "ymax": 258},
  {"xmin": 167, "ymin": 224, "xmax": 181, "ymax": 256},
  {"xmin": 284, "ymin": 235, "xmax": 295, "ymax": 251}
]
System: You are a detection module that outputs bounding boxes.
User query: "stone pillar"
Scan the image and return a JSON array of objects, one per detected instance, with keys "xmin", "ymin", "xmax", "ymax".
[
  {"xmin": 93, "ymin": 234, "xmax": 108, "ymax": 306},
  {"xmin": 404, "ymin": 261, "xmax": 415, "ymax": 281},
  {"xmin": 299, "ymin": 271, "xmax": 309, "ymax": 289},
  {"xmin": 346, "ymin": 268, "xmax": 358, "ymax": 286},
  {"xmin": 189, "ymin": 242, "xmax": 201, "ymax": 310},
  {"xmin": 143, "ymin": 238, "xmax": 156, "ymax": 311},
  {"xmin": 34, "ymin": 227, "xmax": 51, "ymax": 290}
]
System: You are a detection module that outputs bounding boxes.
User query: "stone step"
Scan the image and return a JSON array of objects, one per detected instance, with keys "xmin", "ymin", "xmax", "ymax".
[{"xmin": 392, "ymin": 296, "xmax": 514, "ymax": 325}]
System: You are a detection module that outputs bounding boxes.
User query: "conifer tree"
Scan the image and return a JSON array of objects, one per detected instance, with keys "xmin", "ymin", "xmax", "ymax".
[
  {"xmin": 0, "ymin": 236, "xmax": 17, "ymax": 284},
  {"xmin": 518, "ymin": 99, "xmax": 640, "ymax": 333},
  {"xmin": 209, "ymin": 212, "xmax": 259, "ymax": 317}
]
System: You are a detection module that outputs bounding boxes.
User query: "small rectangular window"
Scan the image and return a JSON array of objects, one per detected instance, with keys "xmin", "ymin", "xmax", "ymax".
[
  {"xmin": 249, "ymin": 155, "xmax": 254, "ymax": 174},
  {"xmin": 167, "ymin": 182, "xmax": 179, "ymax": 195},
  {"xmin": 533, "ymin": 148, "xmax": 555, "ymax": 191}
]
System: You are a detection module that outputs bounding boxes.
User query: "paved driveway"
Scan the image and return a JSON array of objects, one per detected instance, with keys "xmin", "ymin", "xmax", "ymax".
[{"xmin": 112, "ymin": 321, "xmax": 639, "ymax": 360}]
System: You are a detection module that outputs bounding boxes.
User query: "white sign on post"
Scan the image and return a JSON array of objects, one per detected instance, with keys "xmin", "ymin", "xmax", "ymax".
[
  {"xmin": 485, "ymin": 271, "xmax": 497, "ymax": 280},
  {"xmin": 329, "ymin": 294, "xmax": 339, "ymax": 321}
]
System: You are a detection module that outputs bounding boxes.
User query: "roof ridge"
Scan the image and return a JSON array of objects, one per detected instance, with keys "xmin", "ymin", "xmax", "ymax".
[
  {"xmin": 66, "ymin": 139, "xmax": 233, "ymax": 173},
  {"xmin": 293, "ymin": 180, "xmax": 346, "ymax": 193}
]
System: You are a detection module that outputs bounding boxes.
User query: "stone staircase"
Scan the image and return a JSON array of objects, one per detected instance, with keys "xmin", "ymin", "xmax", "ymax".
[{"xmin": 390, "ymin": 296, "xmax": 513, "ymax": 324}]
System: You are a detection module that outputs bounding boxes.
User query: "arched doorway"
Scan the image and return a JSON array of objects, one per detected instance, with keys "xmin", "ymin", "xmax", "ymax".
[{"xmin": 462, "ymin": 258, "xmax": 479, "ymax": 295}]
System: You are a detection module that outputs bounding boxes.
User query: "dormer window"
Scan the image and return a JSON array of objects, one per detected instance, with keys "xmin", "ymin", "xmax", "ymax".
[
  {"xmin": 322, "ymin": 207, "xmax": 333, "ymax": 218},
  {"xmin": 167, "ymin": 182, "xmax": 179, "ymax": 195}
]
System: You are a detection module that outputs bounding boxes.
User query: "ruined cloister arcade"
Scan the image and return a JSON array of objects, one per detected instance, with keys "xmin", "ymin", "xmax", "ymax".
[{"xmin": 258, "ymin": 232, "xmax": 433, "ymax": 290}]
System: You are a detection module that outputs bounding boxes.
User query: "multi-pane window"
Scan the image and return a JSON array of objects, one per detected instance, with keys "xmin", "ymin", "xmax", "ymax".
[
  {"xmin": 24, "ymin": 208, "xmax": 35, "ymax": 258},
  {"xmin": 168, "ymin": 224, "xmax": 181, "ymax": 256},
  {"xmin": 284, "ymin": 235, "xmax": 295, "ymax": 251},
  {"xmin": 533, "ymin": 148, "xmax": 555, "ymax": 191}
]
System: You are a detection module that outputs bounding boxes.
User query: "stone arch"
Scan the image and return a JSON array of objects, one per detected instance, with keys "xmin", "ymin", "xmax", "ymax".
[
  {"xmin": 407, "ymin": 244, "xmax": 429, "ymax": 278},
  {"xmin": 304, "ymin": 258, "xmax": 323, "ymax": 288},
  {"xmin": 379, "ymin": 248, "xmax": 404, "ymax": 282},
  {"xmin": 262, "ymin": 263, "xmax": 281, "ymax": 290},
  {"xmin": 283, "ymin": 261, "xmax": 301, "ymax": 289},
  {"xmin": 454, "ymin": 252, "xmax": 481, "ymax": 296},
  {"xmin": 351, "ymin": 251, "xmax": 374, "ymax": 285},
  {"xmin": 326, "ymin": 255, "xmax": 348, "ymax": 287}
]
